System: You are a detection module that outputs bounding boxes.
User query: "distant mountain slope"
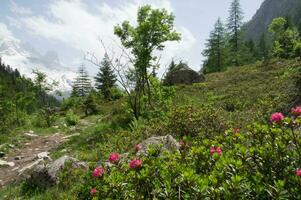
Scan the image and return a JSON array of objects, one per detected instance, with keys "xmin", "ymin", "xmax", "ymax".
[
  {"xmin": 244, "ymin": 0, "xmax": 301, "ymax": 41},
  {"xmin": 0, "ymin": 37, "xmax": 76, "ymax": 93}
]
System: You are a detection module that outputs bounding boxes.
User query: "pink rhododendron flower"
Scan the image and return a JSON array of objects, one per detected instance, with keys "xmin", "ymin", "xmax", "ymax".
[
  {"xmin": 210, "ymin": 147, "xmax": 216, "ymax": 155},
  {"xmin": 233, "ymin": 128, "xmax": 240, "ymax": 134},
  {"xmin": 135, "ymin": 144, "xmax": 142, "ymax": 151},
  {"xmin": 129, "ymin": 159, "xmax": 142, "ymax": 169},
  {"xmin": 109, "ymin": 153, "xmax": 120, "ymax": 164},
  {"xmin": 292, "ymin": 106, "xmax": 301, "ymax": 116},
  {"xmin": 215, "ymin": 147, "xmax": 222, "ymax": 155},
  {"xmin": 92, "ymin": 167, "xmax": 104, "ymax": 178},
  {"xmin": 210, "ymin": 147, "xmax": 222, "ymax": 156},
  {"xmin": 296, "ymin": 169, "xmax": 301, "ymax": 177},
  {"xmin": 270, "ymin": 112, "xmax": 285, "ymax": 123},
  {"xmin": 90, "ymin": 187, "xmax": 97, "ymax": 196}
]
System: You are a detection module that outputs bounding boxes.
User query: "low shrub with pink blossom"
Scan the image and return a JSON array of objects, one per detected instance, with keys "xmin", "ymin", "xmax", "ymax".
[
  {"xmin": 71, "ymin": 110, "xmax": 301, "ymax": 200},
  {"xmin": 270, "ymin": 112, "xmax": 285, "ymax": 123},
  {"xmin": 292, "ymin": 106, "xmax": 301, "ymax": 116},
  {"xmin": 108, "ymin": 153, "xmax": 120, "ymax": 164},
  {"xmin": 92, "ymin": 167, "xmax": 104, "ymax": 178}
]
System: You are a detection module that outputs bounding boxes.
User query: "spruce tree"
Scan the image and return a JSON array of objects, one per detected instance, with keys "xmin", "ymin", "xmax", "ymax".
[
  {"xmin": 94, "ymin": 54, "xmax": 117, "ymax": 100},
  {"xmin": 227, "ymin": 0, "xmax": 243, "ymax": 66},
  {"xmin": 202, "ymin": 18, "xmax": 226, "ymax": 73},
  {"xmin": 72, "ymin": 65, "xmax": 92, "ymax": 97}
]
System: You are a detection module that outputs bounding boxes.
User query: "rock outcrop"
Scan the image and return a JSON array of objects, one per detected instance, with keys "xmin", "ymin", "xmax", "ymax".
[
  {"xmin": 25, "ymin": 156, "xmax": 87, "ymax": 188},
  {"xmin": 136, "ymin": 135, "xmax": 181, "ymax": 157}
]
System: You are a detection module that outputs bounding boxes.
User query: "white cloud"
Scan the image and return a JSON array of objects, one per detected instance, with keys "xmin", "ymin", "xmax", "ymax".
[
  {"xmin": 11, "ymin": 0, "xmax": 197, "ymax": 76},
  {"xmin": 0, "ymin": 23, "xmax": 15, "ymax": 40},
  {"xmin": 10, "ymin": 0, "xmax": 32, "ymax": 15}
]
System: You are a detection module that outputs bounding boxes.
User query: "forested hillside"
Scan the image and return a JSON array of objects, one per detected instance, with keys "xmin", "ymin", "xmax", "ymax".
[
  {"xmin": 244, "ymin": 0, "xmax": 301, "ymax": 41},
  {"xmin": 0, "ymin": 58, "xmax": 59, "ymax": 134}
]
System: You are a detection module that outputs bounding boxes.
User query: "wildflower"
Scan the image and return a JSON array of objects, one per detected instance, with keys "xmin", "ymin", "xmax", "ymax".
[
  {"xmin": 292, "ymin": 106, "xmax": 301, "ymax": 116},
  {"xmin": 92, "ymin": 167, "xmax": 104, "ymax": 178},
  {"xmin": 210, "ymin": 146, "xmax": 222, "ymax": 156},
  {"xmin": 129, "ymin": 159, "xmax": 142, "ymax": 169},
  {"xmin": 109, "ymin": 153, "xmax": 120, "ymax": 164},
  {"xmin": 296, "ymin": 169, "xmax": 301, "ymax": 177},
  {"xmin": 135, "ymin": 144, "xmax": 142, "ymax": 152},
  {"xmin": 215, "ymin": 147, "xmax": 222, "ymax": 155},
  {"xmin": 210, "ymin": 147, "xmax": 216, "ymax": 155},
  {"xmin": 90, "ymin": 187, "xmax": 97, "ymax": 196},
  {"xmin": 233, "ymin": 128, "xmax": 240, "ymax": 134},
  {"xmin": 270, "ymin": 112, "xmax": 285, "ymax": 124}
]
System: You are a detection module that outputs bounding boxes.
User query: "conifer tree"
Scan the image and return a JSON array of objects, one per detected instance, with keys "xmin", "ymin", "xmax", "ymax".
[
  {"xmin": 202, "ymin": 18, "xmax": 227, "ymax": 73},
  {"xmin": 227, "ymin": 0, "xmax": 243, "ymax": 66},
  {"xmin": 94, "ymin": 54, "xmax": 116, "ymax": 100},
  {"xmin": 72, "ymin": 65, "xmax": 92, "ymax": 97}
]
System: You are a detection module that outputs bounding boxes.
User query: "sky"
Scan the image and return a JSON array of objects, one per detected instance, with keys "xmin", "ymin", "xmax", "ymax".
[{"xmin": 0, "ymin": 0, "xmax": 264, "ymax": 77}]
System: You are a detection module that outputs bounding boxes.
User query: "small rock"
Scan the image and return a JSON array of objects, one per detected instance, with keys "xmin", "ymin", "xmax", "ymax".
[
  {"xmin": 14, "ymin": 156, "xmax": 24, "ymax": 160},
  {"xmin": 24, "ymin": 132, "xmax": 38, "ymax": 137},
  {"xmin": 62, "ymin": 133, "xmax": 80, "ymax": 140},
  {"xmin": 0, "ymin": 159, "xmax": 15, "ymax": 167},
  {"xmin": 29, "ymin": 130, "xmax": 34, "ymax": 134},
  {"xmin": 8, "ymin": 144, "xmax": 15, "ymax": 148},
  {"xmin": 35, "ymin": 152, "xmax": 51, "ymax": 161},
  {"xmin": 53, "ymin": 126, "xmax": 59, "ymax": 129},
  {"xmin": 136, "ymin": 135, "xmax": 181, "ymax": 157},
  {"xmin": 12, "ymin": 166, "xmax": 20, "ymax": 171}
]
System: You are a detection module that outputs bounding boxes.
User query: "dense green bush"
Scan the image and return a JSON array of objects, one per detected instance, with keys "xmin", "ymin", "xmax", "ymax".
[
  {"xmin": 60, "ymin": 107, "xmax": 301, "ymax": 199},
  {"xmin": 65, "ymin": 110, "xmax": 80, "ymax": 126}
]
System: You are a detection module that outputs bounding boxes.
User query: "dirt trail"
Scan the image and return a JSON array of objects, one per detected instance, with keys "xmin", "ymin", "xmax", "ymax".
[{"xmin": 0, "ymin": 133, "xmax": 65, "ymax": 187}]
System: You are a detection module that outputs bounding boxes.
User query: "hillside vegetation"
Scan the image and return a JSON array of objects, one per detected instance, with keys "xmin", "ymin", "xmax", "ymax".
[
  {"xmin": 1, "ymin": 58, "xmax": 300, "ymax": 199},
  {"xmin": 1, "ymin": 1, "xmax": 301, "ymax": 199}
]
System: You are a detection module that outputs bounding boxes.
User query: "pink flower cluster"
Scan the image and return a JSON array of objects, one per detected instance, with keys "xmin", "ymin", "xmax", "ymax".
[
  {"xmin": 90, "ymin": 187, "xmax": 97, "ymax": 196},
  {"xmin": 92, "ymin": 167, "xmax": 104, "ymax": 178},
  {"xmin": 270, "ymin": 112, "xmax": 285, "ymax": 124},
  {"xmin": 109, "ymin": 153, "xmax": 120, "ymax": 164},
  {"xmin": 233, "ymin": 128, "xmax": 240, "ymax": 134},
  {"xmin": 135, "ymin": 144, "xmax": 142, "ymax": 152},
  {"xmin": 210, "ymin": 146, "xmax": 222, "ymax": 156},
  {"xmin": 292, "ymin": 106, "xmax": 301, "ymax": 117},
  {"xmin": 129, "ymin": 159, "xmax": 142, "ymax": 169}
]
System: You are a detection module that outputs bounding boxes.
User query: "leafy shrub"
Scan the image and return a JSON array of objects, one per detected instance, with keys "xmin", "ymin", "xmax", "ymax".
[
  {"xmin": 65, "ymin": 110, "xmax": 80, "ymax": 126},
  {"xmin": 109, "ymin": 87, "xmax": 124, "ymax": 100},
  {"xmin": 166, "ymin": 105, "xmax": 227, "ymax": 137},
  {"xmin": 66, "ymin": 109, "xmax": 301, "ymax": 199}
]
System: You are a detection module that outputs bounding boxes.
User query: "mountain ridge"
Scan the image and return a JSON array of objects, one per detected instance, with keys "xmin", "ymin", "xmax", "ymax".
[{"xmin": 244, "ymin": 0, "xmax": 301, "ymax": 41}]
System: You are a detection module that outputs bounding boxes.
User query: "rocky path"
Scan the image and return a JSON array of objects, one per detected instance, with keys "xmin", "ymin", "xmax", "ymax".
[{"xmin": 0, "ymin": 133, "xmax": 66, "ymax": 187}]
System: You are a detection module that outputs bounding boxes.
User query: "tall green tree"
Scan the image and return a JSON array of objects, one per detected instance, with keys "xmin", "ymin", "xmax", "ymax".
[
  {"xmin": 227, "ymin": 0, "xmax": 243, "ymax": 66},
  {"xmin": 202, "ymin": 18, "xmax": 227, "ymax": 73},
  {"xmin": 94, "ymin": 54, "xmax": 117, "ymax": 100},
  {"xmin": 269, "ymin": 17, "xmax": 300, "ymax": 59},
  {"xmin": 114, "ymin": 5, "xmax": 181, "ymax": 118},
  {"xmin": 72, "ymin": 65, "xmax": 92, "ymax": 97}
]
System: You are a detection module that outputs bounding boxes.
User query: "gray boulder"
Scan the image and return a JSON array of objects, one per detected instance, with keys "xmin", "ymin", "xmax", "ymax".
[
  {"xmin": 26, "ymin": 155, "xmax": 87, "ymax": 188},
  {"xmin": 137, "ymin": 135, "xmax": 181, "ymax": 157}
]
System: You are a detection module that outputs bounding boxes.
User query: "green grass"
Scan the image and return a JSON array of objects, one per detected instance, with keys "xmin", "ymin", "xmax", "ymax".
[{"xmin": 175, "ymin": 59, "xmax": 300, "ymax": 127}]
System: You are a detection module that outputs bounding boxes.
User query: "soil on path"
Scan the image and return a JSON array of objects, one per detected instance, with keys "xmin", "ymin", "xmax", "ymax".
[{"xmin": 0, "ymin": 133, "xmax": 66, "ymax": 187}]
